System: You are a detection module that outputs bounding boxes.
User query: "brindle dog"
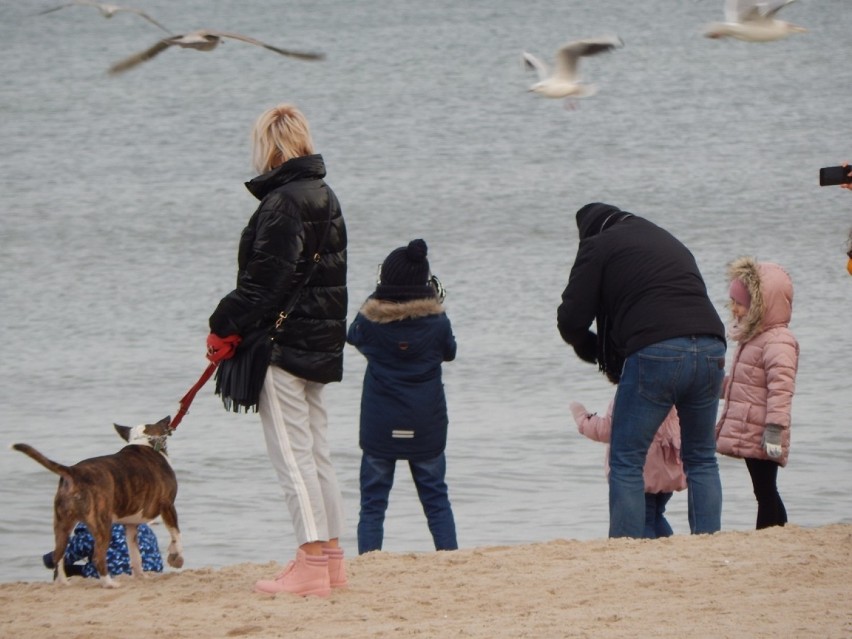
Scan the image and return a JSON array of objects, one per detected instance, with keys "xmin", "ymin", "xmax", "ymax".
[{"xmin": 13, "ymin": 417, "xmax": 183, "ymax": 587}]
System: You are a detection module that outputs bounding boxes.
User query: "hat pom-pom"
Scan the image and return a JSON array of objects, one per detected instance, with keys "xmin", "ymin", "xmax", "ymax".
[{"xmin": 406, "ymin": 239, "xmax": 428, "ymax": 262}]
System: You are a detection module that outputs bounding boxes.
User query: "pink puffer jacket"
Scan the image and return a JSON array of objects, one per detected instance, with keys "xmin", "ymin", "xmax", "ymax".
[
  {"xmin": 715, "ymin": 257, "xmax": 799, "ymax": 467},
  {"xmin": 572, "ymin": 399, "xmax": 687, "ymax": 494}
]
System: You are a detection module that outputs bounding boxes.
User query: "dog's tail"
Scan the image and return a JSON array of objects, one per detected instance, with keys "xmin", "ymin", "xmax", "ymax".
[{"xmin": 11, "ymin": 443, "xmax": 71, "ymax": 477}]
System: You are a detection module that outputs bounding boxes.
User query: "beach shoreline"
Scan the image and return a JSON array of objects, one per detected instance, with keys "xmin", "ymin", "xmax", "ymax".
[{"xmin": 1, "ymin": 523, "xmax": 849, "ymax": 639}]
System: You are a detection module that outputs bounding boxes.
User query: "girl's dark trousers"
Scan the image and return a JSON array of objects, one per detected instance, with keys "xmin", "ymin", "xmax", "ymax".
[{"xmin": 745, "ymin": 457, "xmax": 787, "ymax": 529}]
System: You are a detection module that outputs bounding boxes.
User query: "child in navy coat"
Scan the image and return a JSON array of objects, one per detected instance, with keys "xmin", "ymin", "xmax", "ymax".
[{"xmin": 347, "ymin": 239, "xmax": 458, "ymax": 554}]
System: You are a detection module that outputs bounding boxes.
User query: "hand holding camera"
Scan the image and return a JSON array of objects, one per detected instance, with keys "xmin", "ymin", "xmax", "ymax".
[{"xmin": 819, "ymin": 163, "xmax": 852, "ymax": 188}]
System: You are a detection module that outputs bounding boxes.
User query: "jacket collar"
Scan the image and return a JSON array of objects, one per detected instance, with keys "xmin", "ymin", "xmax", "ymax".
[{"xmin": 244, "ymin": 154, "xmax": 326, "ymax": 200}]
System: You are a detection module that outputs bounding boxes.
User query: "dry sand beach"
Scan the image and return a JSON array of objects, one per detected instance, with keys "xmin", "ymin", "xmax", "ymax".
[{"xmin": 1, "ymin": 524, "xmax": 849, "ymax": 639}]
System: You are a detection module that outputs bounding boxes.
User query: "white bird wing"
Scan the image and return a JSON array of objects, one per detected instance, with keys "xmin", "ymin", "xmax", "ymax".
[
  {"xmin": 119, "ymin": 7, "xmax": 171, "ymax": 33},
  {"xmin": 170, "ymin": 30, "xmax": 216, "ymax": 46},
  {"xmin": 553, "ymin": 44, "xmax": 581, "ymax": 80},
  {"xmin": 209, "ymin": 31, "xmax": 325, "ymax": 60},
  {"xmin": 725, "ymin": 0, "xmax": 757, "ymax": 22},
  {"xmin": 107, "ymin": 38, "xmax": 172, "ymax": 75},
  {"xmin": 36, "ymin": 2, "xmax": 79, "ymax": 15},
  {"xmin": 37, "ymin": 1, "xmax": 171, "ymax": 33},
  {"xmin": 521, "ymin": 51, "xmax": 549, "ymax": 80},
  {"xmin": 553, "ymin": 37, "xmax": 621, "ymax": 81},
  {"xmin": 760, "ymin": 0, "xmax": 796, "ymax": 18},
  {"xmin": 729, "ymin": 0, "xmax": 794, "ymax": 22}
]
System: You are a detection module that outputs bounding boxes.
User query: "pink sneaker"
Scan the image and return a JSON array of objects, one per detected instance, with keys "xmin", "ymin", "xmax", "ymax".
[
  {"xmin": 254, "ymin": 550, "xmax": 331, "ymax": 597},
  {"xmin": 323, "ymin": 547, "xmax": 348, "ymax": 588}
]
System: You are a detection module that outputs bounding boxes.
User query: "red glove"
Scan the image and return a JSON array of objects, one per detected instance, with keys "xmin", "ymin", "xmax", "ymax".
[{"xmin": 206, "ymin": 333, "xmax": 241, "ymax": 363}]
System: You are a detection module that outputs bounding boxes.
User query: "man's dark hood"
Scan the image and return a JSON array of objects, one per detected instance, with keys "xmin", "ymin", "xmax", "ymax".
[{"xmin": 576, "ymin": 202, "xmax": 632, "ymax": 240}]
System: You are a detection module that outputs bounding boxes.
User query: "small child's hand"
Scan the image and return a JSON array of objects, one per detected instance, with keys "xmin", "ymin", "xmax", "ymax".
[
  {"xmin": 762, "ymin": 423, "xmax": 784, "ymax": 458},
  {"xmin": 569, "ymin": 402, "xmax": 589, "ymax": 431}
]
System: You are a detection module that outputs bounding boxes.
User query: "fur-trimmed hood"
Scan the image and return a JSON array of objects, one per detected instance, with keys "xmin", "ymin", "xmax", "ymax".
[
  {"xmin": 727, "ymin": 256, "xmax": 793, "ymax": 343},
  {"xmin": 359, "ymin": 297, "xmax": 446, "ymax": 324}
]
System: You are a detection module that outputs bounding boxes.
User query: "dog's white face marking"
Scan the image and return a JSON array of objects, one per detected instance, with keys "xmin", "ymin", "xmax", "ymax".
[
  {"xmin": 124, "ymin": 423, "xmax": 170, "ymax": 458},
  {"xmin": 127, "ymin": 424, "xmax": 152, "ymax": 446}
]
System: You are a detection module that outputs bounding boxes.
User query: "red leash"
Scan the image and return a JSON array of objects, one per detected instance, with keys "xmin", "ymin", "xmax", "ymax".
[{"xmin": 169, "ymin": 362, "xmax": 218, "ymax": 431}]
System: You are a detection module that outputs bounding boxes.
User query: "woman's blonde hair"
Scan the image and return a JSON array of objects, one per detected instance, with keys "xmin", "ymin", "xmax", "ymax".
[{"xmin": 251, "ymin": 104, "xmax": 315, "ymax": 173}]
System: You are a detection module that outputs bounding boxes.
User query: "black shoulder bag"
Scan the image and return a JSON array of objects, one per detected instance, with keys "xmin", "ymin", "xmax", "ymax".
[{"xmin": 215, "ymin": 191, "xmax": 334, "ymax": 413}]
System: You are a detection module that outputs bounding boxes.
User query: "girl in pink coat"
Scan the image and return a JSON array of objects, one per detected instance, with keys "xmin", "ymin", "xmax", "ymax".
[
  {"xmin": 571, "ymin": 397, "xmax": 687, "ymax": 539},
  {"xmin": 716, "ymin": 257, "xmax": 799, "ymax": 529}
]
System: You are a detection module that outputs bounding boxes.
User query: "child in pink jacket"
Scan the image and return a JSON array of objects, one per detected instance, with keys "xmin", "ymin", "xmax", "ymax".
[
  {"xmin": 716, "ymin": 257, "xmax": 799, "ymax": 529},
  {"xmin": 570, "ymin": 397, "xmax": 687, "ymax": 539}
]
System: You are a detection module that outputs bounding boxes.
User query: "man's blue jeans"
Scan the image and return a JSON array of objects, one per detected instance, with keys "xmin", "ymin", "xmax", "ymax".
[
  {"xmin": 358, "ymin": 452, "xmax": 458, "ymax": 554},
  {"xmin": 609, "ymin": 335, "xmax": 726, "ymax": 538}
]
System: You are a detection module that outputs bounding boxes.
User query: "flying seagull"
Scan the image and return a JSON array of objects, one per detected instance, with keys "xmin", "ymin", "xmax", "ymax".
[
  {"xmin": 521, "ymin": 36, "xmax": 622, "ymax": 108},
  {"xmin": 37, "ymin": 1, "xmax": 171, "ymax": 34},
  {"xmin": 704, "ymin": 0, "xmax": 807, "ymax": 42},
  {"xmin": 108, "ymin": 29, "xmax": 325, "ymax": 75}
]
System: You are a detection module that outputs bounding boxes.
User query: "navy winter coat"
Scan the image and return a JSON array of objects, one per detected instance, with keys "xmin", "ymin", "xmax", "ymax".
[{"xmin": 347, "ymin": 297, "xmax": 456, "ymax": 461}]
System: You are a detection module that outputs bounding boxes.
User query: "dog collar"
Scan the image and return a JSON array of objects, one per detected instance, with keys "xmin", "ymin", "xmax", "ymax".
[{"xmin": 152, "ymin": 434, "xmax": 170, "ymax": 453}]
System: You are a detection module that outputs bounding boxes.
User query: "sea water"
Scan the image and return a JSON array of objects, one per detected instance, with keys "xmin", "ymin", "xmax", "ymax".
[{"xmin": 1, "ymin": 0, "xmax": 850, "ymax": 583}]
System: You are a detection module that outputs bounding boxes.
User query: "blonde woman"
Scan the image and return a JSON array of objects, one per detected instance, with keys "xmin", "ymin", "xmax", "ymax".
[{"xmin": 207, "ymin": 104, "xmax": 348, "ymax": 597}]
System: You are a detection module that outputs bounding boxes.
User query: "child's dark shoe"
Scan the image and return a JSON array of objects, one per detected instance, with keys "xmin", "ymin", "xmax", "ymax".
[{"xmin": 64, "ymin": 564, "xmax": 85, "ymax": 578}]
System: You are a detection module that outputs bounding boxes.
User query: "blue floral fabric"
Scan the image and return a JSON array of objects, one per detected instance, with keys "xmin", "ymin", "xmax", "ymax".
[{"xmin": 64, "ymin": 523, "xmax": 163, "ymax": 578}]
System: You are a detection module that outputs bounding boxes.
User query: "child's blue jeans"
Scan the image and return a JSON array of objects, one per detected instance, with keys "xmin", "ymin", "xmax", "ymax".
[
  {"xmin": 644, "ymin": 491, "xmax": 674, "ymax": 539},
  {"xmin": 358, "ymin": 451, "xmax": 458, "ymax": 554}
]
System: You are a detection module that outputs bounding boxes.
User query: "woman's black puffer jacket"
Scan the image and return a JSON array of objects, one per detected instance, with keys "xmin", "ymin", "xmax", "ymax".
[{"xmin": 209, "ymin": 154, "xmax": 347, "ymax": 384}]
